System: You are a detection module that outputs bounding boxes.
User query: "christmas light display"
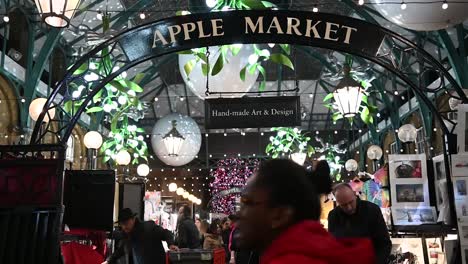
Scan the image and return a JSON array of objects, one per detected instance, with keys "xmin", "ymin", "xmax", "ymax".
[{"xmin": 210, "ymin": 158, "xmax": 259, "ymax": 215}]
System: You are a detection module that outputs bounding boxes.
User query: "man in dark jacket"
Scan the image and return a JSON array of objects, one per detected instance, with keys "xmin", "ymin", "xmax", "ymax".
[
  {"xmin": 328, "ymin": 183, "xmax": 392, "ymax": 264},
  {"xmin": 103, "ymin": 208, "xmax": 177, "ymax": 264},
  {"xmin": 175, "ymin": 205, "xmax": 200, "ymax": 249}
]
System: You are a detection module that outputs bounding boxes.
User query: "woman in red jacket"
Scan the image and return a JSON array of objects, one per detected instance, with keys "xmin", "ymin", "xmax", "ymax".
[{"xmin": 237, "ymin": 159, "xmax": 375, "ymax": 264}]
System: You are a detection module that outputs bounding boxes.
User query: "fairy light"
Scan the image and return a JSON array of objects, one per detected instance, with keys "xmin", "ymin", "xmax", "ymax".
[
  {"xmin": 358, "ymin": 0, "xmax": 364, "ymax": 5},
  {"xmin": 401, "ymin": 1, "xmax": 407, "ymax": 10},
  {"xmin": 442, "ymin": 1, "xmax": 448, "ymax": 9}
]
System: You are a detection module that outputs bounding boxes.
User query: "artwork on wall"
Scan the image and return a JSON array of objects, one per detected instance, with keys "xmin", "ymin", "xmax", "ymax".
[
  {"xmin": 425, "ymin": 238, "xmax": 446, "ymax": 264},
  {"xmin": 460, "ymin": 225, "xmax": 468, "ymax": 245},
  {"xmin": 452, "ymin": 154, "xmax": 468, "ymax": 177},
  {"xmin": 433, "ymin": 155, "xmax": 451, "ymax": 224},
  {"xmin": 457, "ymin": 104, "xmax": 468, "ymax": 153},
  {"xmin": 454, "ymin": 177, "xmax": 468, "ymax": 223},
  {"xmin": 389, "ymin": 154, "xmax": 429, "ymax": 207},
  {"xmin": 381, "ymin": 208, "xmax": 392, "ymax": 227},
  {"xmin": 390, "ymin": 238, "xmax": 425, "ymax": 264},
  {"xmin": 392, "ymin": 206, "xmax": 437, "ymax": 226}
]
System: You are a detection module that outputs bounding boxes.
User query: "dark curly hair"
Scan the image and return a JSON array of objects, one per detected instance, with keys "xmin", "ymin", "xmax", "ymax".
[{"xmin": 254, "ymin": 159, "xmax": 332, "ymax": 222}]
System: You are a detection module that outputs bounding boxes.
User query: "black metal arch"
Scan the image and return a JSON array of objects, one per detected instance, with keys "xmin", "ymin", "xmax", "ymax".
[{"xmin": 31, "ymin": 10, "xmax": 467, "ymax": 145}]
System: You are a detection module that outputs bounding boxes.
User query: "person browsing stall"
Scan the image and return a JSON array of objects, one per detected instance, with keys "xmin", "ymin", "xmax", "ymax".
[
  {"xmin": 102, "ymin": 208, "xmax": 178, "ymax": 264},
  {"xmin": 328, "ymin": 183, "xmax": 392, "ymax": 264},
  {"xmin": 175, "ymin": 205, "xmax": 201, "ymax": 249}
]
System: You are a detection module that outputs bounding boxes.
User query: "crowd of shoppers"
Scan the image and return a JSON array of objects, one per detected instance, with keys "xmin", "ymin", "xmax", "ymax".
[{"xmin": 105, "ymin": 159, "xmax": 390, "ymax": 264}]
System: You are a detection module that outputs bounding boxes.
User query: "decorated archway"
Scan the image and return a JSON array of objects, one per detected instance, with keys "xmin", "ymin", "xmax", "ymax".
[{"xmin": 31, "ymin": 10, "xmax": 467, "ymax": 145}]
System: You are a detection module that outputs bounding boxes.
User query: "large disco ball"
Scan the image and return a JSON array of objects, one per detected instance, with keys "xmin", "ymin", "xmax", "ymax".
[
  {"xmin": 373, "ymin": 0, "xmax": 468, "ymax": 31},
  {"xmin": 179, "ymin": 44, "xmax": 259, "ymax": 99},
  {"xmin": 151, "ymin": 113, "xmax": 201, "ymax": 166}
]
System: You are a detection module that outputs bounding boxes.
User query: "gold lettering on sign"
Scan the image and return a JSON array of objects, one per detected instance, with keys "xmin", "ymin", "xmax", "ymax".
[
  {"xmin": 286, "ymin": 17, "xmax": 302, "ymax": 35},
  {"xmin": 341, "ymin": 25, "xmax": 357, "ymax": 44},
  {"xmin": 324, "ymin": 22, "xmax": 340, "ymax": 41},
  {"xmin": 167, "ymin": 25, "xmax": 182, "ymax": 43},
  {"xmin": 245, "ymin": 16, "xmax": 264, "ymax": 33},
  {"xmin": 182, "ymin": 22, "xmax": 196, "ymax": 40},
  {"xmin": 197, "ymin": 21, "xmax": 212, "ymax": 38},
  {"xmin": 211, "ymin": 19, "xmax": 224, "ymax": 36},
  {"xmin": 266, "ymin": 17, "xmax": 284, "ymax": 34},
  {"xmin": 305, "ymin": 20, "xmax": 322, "ymax": 38},
  {"xmin": 152, "ymin": 30, "xmax": 168, "ymax": 48}
]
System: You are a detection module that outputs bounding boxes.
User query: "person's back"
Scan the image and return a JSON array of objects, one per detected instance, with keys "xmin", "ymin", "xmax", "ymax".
[{"xmin": 176, "ymin": 205, "xmax": 200, "ymax": 249}]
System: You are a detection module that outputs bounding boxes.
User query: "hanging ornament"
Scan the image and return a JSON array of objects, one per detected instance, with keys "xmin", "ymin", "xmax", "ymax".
[{"xmin": 151, "ymin": 113, "xmax": 201, "ymax": 166}]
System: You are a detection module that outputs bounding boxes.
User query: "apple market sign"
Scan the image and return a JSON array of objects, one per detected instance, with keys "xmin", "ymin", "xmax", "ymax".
[{"xmin": 119, "ymin": 10, "xmax": 386, "ymax": 62}]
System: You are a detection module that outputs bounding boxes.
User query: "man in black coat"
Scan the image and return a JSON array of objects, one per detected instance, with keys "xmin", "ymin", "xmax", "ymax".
[
  {"xmin": 328, "ymin": 183, "xmax": 392, "ymax": 264},
  {"xmin": 175, "ymin": 205, "xmax": 200, "ymax": 249},
  {"xmin": 103, "ymin": 208, "xmax": 178, "ymax": 264}
]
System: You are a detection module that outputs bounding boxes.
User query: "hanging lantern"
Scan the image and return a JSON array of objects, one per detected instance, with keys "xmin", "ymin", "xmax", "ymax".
[
  {"xmin": 290, "ymin": 152, "xmax": 307, "ymax": 166},
  {"xmin": 83, "ymin": 131, "xmax": 103, "ymax": 149},
  {"xmin": 367, "ymin": 145, "xmax": 383, "ymax": 160},
  {"xmin": 162, "ymin": 120, "xmax": 185, "ymax": 157},
  {"xmin": 398, "ymin": 124, "xmax": 417, "ymax": 143},
  {"xmin": 345, "ymin": 159, "xmax": 359, "ymax": 172},
  {"xmin": 29, "ymin": 98, "xmax": 56, "ymax": 123},
  {"xmin": 169, "ymin": 182, "xmax": 178, "ymax": 192},
  {"xmin": 34, "ymin": 0, "xmax": 82, "ymax": 28},
  {"xmin": 137, "ymin": 164, "xmax": 150, "ymax": 177},
  {"xmin": 333, "ymin": 64, "xmax": 364, "ymax": 118}
]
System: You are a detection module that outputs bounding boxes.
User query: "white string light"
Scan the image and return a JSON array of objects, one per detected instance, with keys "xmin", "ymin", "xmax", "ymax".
[
  {"xmin": 139, "ymin": 13, "xmax": 146, "ymax": 19},
  {"xmin": 312, "ymin": 5, "xmax": 319, "ymax": 12},
  {"xmin": 3, "ymin": 16, "xmax": 9, "ymax": 23},
  {"xmin": 442, "ymin": 0, "xmax": 448, "ymax": 9},
  {"xmin": 358, "ymin": 0, "xmax": 364, "ymax": 5},
  {"xmin": 401, "ymin": 1, "xmax": 407, "ymax": 10}
]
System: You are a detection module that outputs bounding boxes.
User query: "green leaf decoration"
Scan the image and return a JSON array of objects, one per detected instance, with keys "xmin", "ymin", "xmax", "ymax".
[
  {"xmin": 136, "ymin": 128, "xmax": 145, "ymax": 133},
  {"xmin": 230, "ymin": 45, "xmax": 242, "ymax": 56},
  {"xmin": 332, "ymin": 112, "xmax": 343, "ymax": 122},
  {"xmin": 177, "ymin": 50, "xmax": 193, "ymax": 55},
  {"xmin": 86, "ymin": 106, "xmax": 103, "ymax": 113},
  {"xmin": 307, "ymin": 145, "xmax": 315, "ymax": 157},
  {"xmin": 243, "ymin": 0, "xmax": 266, "ymax": 9},
  {"xmin": 184, "ymin": 59, "xmax": 196, "ymax": 77},
  {"xmin": 201, "ymin": 63, "xmax": 209, "ymax": 76},
  {"xmin": 247, "ymin": 63, "xmax": 257, "ymax": 75},
  {"xmin": 126, "ymin": 80, "xmax": 143, "ymax": 93},
  {"xmin": 73, "ymin": 62, "xmax": 88, "ymax": 76},
  {"xmin": 211, "ymin": 52, "xmax": 225, "ymax": 76},
  {"xmin": 360, "ymin": 106, "xmax": 373, "ymax": 125},
  {"xmin": 323, "ymin": 93, "xmax": 334, "ymax": 102},
  {"xmin": 93, "ymin": 89, "xmax": 103, "ymax": 104},
  {"xmin": 270, "ymin": 53, "xmax": 294, "ymax": 70},
  {"xmin": 240, "ymin": 66, "xmax": 247, "ymax": 82},
  {"xmin": 279, "ymin": 44, "xmax": 291, "ymax": 55},
  {"xmin": 259, "ymin": 81, "xmax": 266, "ymax": 92},
  {"xmin": 361, "ymin": 94, "xmax": 368, "ymax": 105},
  {"xmin": 261, "ymin": 1, "xmax": 275, "ymax": 7},
  {"xmin": 109, "ymin": 80, "xmax": 127, "ymax": 93},
  {"xmin": 132, "ymin": 73, "xmax": 145, "ymax": 84}
]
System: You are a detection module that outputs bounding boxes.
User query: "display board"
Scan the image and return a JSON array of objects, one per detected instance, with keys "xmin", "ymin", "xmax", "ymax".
[
  {"xmin": 119, "ymin": 183, "xmax": 145, "ymax": 220},
  {"xmin": 63, "ymin": 170, "xmax": 115, "ymax": 231}
]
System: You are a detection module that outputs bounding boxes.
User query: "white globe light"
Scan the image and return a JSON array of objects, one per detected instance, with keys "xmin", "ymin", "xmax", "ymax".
[
  {"xmin": 151, "ymin": 113, "xmax": 201, "ymax": 166},
  {"xmin": 83, "ymin": 131, "xmax": 103, "ymax": 149},
  {"xmin": 179, "ymin": 45, "xmax": 259, "ymax": 99},
  {"xmin": 188, "ymin": 194, "xmax": 196, "ymax": 202},
  {"xmin": 118, "ymin": 96, "xmax": 127, "ymax": 105},
  {"xmin": 373, "ymin": 0, "xmax": 468, "ymax": 31},
  {"xmin": 176, "ymin": 187, "xmax": 185, "ymax": 196},
  {"xmin": 116, "ymin": 150, "xmax": 131, "ymax": 166},
  {"xmin": 195, "ymin": 199, "xmax": 202, "ymax": 205},
  {"xmin": 398, "ymin": 124, "xmax": 418, "ymax": 143},
  {"xmin": 290, "ymin": 152, "xmax": 307, "ymax": 166},
  {"xmin": 29, "ymin": 98, "xmax": 56, "ymax": 122},
  {"xmin": 345, "ymin": 159, "xmax": 359, "ymax": 172},
  {"xmin": 169, "ymin": 182, "xmax": 178, "ymax": 192},
  {"xmin": 137, "ymin": 164, "xmax": 150, "ymax": 177},
  {"xmin": 206, "ymin": 0, "xmax": 217, "ymax": 8},
  {"xmin": 367, "ymin": 145, "xmax": 383, "ymax": 160},
  {"xmin": 183, "ymin": 191, "xmax": 190, "ymax": 199}
]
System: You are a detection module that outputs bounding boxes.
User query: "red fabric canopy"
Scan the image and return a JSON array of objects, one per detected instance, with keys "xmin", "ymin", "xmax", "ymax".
[{"xmin": 61, "ymin": 242, "xmax": 104, "ymax": 264}]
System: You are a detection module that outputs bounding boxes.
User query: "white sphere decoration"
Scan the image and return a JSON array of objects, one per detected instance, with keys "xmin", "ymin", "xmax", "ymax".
[
  {"xmin": 116, "ymin": 150, "xmax": 131, "ymax": 166},
  {"xmin": 29, "ymin": 98, "xmax": 56, "ymax": 122},
  {"xmin": 178, "ymin": 45, "xmax": 259, "ymax": 99},
  {"xmin": 373, "ymin": 0, "xmax": 468, "ymax": 31},
  {"xmin": 183, "ymin": 191, "xmax": 190, "ymax": 199},
  {"xmin": 168, "ymin": 182, "xmax": 178, "ymax": 192},
  {"xmin": 137, "ymin": 164, "xmax": 150, "ymax": 177},
  {"xmin": 151, "ymin": 113, "xmax": 201, "ymax": 166},
  {"xmin": 367, "ymin": 145, "xmax": 383, "ymax": 160},
  {"xmin": 188, "ymin": 194, "xmax": 196, "ymax": 202},
  {"xmin": 83, "ymin": 131, "xmax": 103, "ymax": 149},
  {"xmin": 345, "ymin": 159, "xmax": 359, "ymax": 172},
  {"xmin": 398, "ymin": 124, "xmax": 418, "ymax": 143}
]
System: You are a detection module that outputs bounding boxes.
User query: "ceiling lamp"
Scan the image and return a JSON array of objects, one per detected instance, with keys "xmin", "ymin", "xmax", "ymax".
[
  {"xmin": 34, "ymin": 0, "xmax": 82, "ymax": 28},
  {"xmin": 367, "ymin": 145, "xmax": 383, "ymax": 160},
  {"xmin": 83, "ymin": 131, "xmax": 103, "ymax": 149},
  {"xmin": 137, "ymin": 164, "xmax": 150, "ymax": 177},
  {"xmin": 290, "ymin": 152, "xmax": 307, "ymax": 166},
  {"xmin": 176, "ymin": 187, "xmax": 185, "ymax": 196},
  {"xmin": 398, "ymin": 124, "xmax": 417, "ymax": 143},
  {"xmin": 29, "ymin": 98, "xmax": 56, "ymax": 123},
  {"xmin": 345, "ymin": 159, "xmax": 358, "ymax": 172},
  {"xmin": 163, "ymin": 120, "xmax": 185, "ymax": 157},
  {"xmin": 116, "ymin": 150, "xmax": 131, "ymax": 166},
  {"xmin": 151, "ymin": 113, "xmax": 202, "ymax": 167},
  {"xmin": 169, "ymin": 183, "xmax": 178, "ymax": 192},
  {"xmin": 333, "ymin": 64, "xmax": 364, "ymax": 118}
]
